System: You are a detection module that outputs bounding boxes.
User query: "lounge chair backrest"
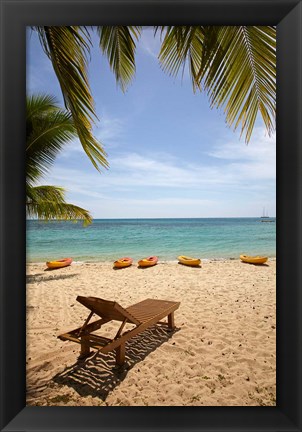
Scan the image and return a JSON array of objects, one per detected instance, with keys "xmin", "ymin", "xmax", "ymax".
[{"xmin": 76, "ymin": 296, "xmax": 141, "ymax": 325}]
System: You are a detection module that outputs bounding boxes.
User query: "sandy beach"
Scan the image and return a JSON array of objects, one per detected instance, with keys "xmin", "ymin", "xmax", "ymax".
[{"xmin": 26, "ymin": 259, "xmax": 276, "ymax": 406}]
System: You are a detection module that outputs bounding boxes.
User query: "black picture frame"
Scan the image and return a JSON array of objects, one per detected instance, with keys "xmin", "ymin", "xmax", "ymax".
[{"xmin": 1, "ymin": 0, "xmax": 301, "ymax": 431}]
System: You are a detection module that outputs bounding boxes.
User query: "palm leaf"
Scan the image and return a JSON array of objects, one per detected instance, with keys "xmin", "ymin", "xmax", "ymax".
[
  {"xmin": 36, "ymin": 26, "xmax": 108, "ymax": 171},
  {"xmin": 27, "ymin": 185, "xmax": 92, "ymax": 226},
  {"xmin": 199, "ymin": 26, "xmax": 276, "ymax": 142},
  {"xmin": 98, "ymin": 26, "xmax": 142, "ymax": 91},
  {"xmin": 158, "ymin": 26, "xmax": 276, "ymax": 142},
  {"xmin": 158, "ymin": 26, "xmax": 204, "ymax": 91},
  {"xmin": 26, "ymin": 93, "xmax": 58, "ymax": 120},
  {"xmin": 26, "ymin": 94, "xmax": 77, "ymax": 185}
]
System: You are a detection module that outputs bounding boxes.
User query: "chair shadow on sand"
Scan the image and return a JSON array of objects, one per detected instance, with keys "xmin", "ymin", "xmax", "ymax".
[
  {"xmin": 53, "ymin": 325, "xmax": 179, "ymax": 401},
  {"xmin": 26, "ymin": 273, "xmax": 78, "ymax": 284}
]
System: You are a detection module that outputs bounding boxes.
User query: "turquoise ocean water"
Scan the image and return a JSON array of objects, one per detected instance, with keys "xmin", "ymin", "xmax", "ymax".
[{"xmin": 26, "ymin": 218, "xmax": 276, "ymax": 263}]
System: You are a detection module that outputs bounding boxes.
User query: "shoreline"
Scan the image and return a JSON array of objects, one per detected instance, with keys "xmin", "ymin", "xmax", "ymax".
[
  {"xmin": 26, "ymin": 259, "xmax": 276, "ymax": 406},
  {"xmin": 27, "ymin": 256, "xmax": 277, "ymax": 266}
]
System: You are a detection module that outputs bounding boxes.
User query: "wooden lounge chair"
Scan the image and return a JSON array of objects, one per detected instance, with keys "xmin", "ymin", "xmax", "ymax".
[{"xmin": 58, "ymin": 296, "xmax": 180, "ymax": 366}]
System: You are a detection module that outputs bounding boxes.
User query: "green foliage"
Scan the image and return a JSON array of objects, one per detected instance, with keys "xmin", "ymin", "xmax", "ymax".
[
  {"xmin": 158, "ymin": 26, "xmax": 276, "ymax": 142},
  {"xmin": 98, "ymin": 26, "xmax": 142, "ymax": 91},
  {"xmin": 157, "ymin": 26, "xmax": 205, "ymax": 91},
  {"xmin": 26, "ymin": 94, "xmax": 77, "ymax": 185},
  {"xmin": 26, "ymin": 94, "xmax": 92, "ymax": 225}
]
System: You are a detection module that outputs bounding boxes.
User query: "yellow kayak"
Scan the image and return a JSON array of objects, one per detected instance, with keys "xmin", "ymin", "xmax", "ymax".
[
  {"xmin": 178, "ymin": 255, "xmax": 201, "ymax": 267},
  {"xmin": 240, "ymin": 255, "xmax": 268, "ymax": 265}
]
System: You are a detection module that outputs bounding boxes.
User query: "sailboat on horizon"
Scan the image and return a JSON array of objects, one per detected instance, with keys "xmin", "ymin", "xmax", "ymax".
[
  {"xmin": 261, "ymin": 207, "xmax": 269, "ymax": 219},
  {"xmin": 260, "ymin": 207, "xmax": 275, "ymax": 222}
]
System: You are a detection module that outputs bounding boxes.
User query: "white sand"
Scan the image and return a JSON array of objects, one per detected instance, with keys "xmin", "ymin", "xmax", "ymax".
[{"xmin": 26, "ymin": 259, "xmax": 276, "ymax": 406}]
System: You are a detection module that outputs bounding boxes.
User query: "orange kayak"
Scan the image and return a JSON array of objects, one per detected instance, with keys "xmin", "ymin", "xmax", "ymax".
[
  {"xmin": 138, "ymin": 256, "xmax": 158, "ymax": 268},
  {"xmin": 46, "ymin": 257, "xmax": 73, "ymax": 269},
  {"xmin": 113, "ymin": 257, "xmax": 133, "ymax": 269}
]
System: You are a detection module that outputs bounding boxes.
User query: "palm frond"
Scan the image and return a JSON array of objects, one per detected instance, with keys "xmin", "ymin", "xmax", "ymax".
[
  {"xmin": 158, "ymin": 26, "xmax": 276, "ymax": 142},
  {"xmin": 26, "ymin": 94, "xmax": 58, "ymax": 120},
  {"xmin": 158, "ymin": 26, "xmax": 205, "ymax": 91},
  {"xmin": 197, "ymin": 26, "xmax": 276, "ymax": 142},
  {"xmin": 36, "ymin": 26, "xmax": 108, "ymax": 171},
  {"xmin": 27, "ymin": 184, "xmax": 66, "ymax": 202},
  {"xmin": 98, "ymin": 26, "xmax": 142, "ymax": 91},
  {"xmin": 26, "ymin": 94, "xmax": 77, "ymax": 185},
  {"xmin": 27, "ymin": 185, "xmax": 92, "ymax": 226}
]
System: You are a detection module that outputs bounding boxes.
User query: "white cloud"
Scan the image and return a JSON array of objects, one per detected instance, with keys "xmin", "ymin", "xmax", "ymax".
[
  {"xmin": 94, "ymin": 115, "xmax": 124, "ymax": 146},
  {"xmin": 207, "ymin": 128, "xmax": 276, "ymax": 182},
  {"xmin": 209, "ymin": 128, "xmax": 276, "ymax": 161},
  {"xmin": 42, "ymin": 127, "xmax": 275, "ymax": 195}
]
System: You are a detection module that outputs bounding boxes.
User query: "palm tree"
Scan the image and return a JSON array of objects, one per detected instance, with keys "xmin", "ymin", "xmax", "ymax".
[
  {"xmin": 34, "ymin": 26, "xmax": 276, "ymax": 169},
  {"xmin": 26, "ymin": 94, "xmax": 92, "ymax": 226}
]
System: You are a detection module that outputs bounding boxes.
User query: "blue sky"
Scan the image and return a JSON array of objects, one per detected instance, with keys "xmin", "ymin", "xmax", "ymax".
[{"xmin": 26, "ymin": 27, "xmax": 276, "ymax": 218}]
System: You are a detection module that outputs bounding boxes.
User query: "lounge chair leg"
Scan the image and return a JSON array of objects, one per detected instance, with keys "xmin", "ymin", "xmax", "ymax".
[
  {"xmin": 115, "ymin": 343, "xmax": 125, "ymax": 366},
  {"xmin": 168, "ymin": 312, "xmax": 175, "ymax": 330},
  {"xmin": 79, "ymin": 336, "xmax": 90, "ymax": 358}
]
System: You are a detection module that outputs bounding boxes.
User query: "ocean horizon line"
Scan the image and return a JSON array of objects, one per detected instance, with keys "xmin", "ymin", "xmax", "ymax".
[{"xmin": 27, "ymin": 216, "xmax": 276, "ymax": 221}]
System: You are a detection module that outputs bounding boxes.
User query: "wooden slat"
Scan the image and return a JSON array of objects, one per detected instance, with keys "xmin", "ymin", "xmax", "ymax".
[
  {"xmin": 76, "ymin": 296, "xmax": 141, "ymax": 325},
  {"xmin": 100, "ymin": 302, "xmax": 180, "ymax": 354},
  {"xmin": 127, "ymin": 299, "xmax": 180, "ymax": 324},
  {"xmin": 58, "ymin": 333, "xmax": 81, "ymax": 344}
]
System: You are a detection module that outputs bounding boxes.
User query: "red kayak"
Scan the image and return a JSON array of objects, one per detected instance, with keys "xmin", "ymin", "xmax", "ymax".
[{"xmin": 138, "ymin": 256, "xmax": 158, "ymax": 268}]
